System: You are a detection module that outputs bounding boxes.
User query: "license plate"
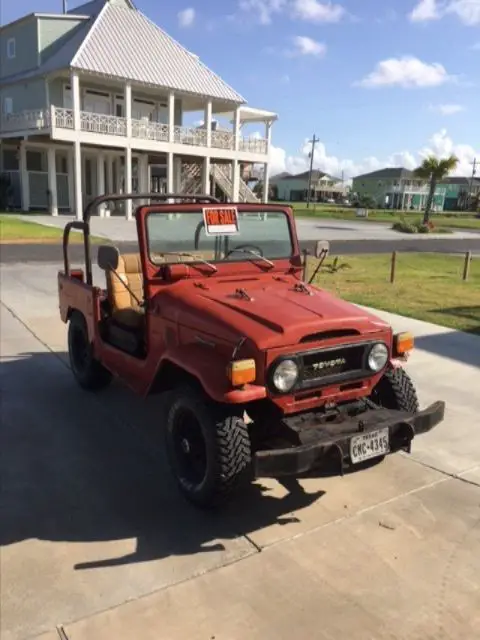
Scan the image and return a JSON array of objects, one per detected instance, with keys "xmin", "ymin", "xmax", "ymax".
[{"xmin": 350, "ymin": 428, "xmax": 390, "ymax": 464}]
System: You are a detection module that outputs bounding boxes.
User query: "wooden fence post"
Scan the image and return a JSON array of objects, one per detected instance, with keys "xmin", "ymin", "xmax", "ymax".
[
  {"xmin": 462, "ymin": 251, "xmax": 472, "ymax": 281},
  {"xmin": 390, "ymin": 251, "xmax": 397, "ymax": 284}
]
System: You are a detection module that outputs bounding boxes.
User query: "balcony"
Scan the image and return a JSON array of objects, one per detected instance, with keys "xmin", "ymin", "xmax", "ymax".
[{"xmin": 0, "ymin": 107, "xmax": 268, "ymax": 155}]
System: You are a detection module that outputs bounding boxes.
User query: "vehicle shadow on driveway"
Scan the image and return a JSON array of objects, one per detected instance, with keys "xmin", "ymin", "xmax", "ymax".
[
  {"xmin": 0, "ymin": 351, "xmax": 325, "ymax": 572},
  {"xmin": 416, "ymin": 324, "xmax": 480, "ymax": 368}
]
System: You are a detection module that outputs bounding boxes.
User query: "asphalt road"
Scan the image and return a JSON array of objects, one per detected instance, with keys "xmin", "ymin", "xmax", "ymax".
[{"xmin": 2, "ymin": 236, "xmax": 480, "ymax": 263}]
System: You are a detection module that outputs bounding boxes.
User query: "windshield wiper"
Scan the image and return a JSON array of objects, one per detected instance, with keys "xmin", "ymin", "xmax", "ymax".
[
  {"xmin": 159, "ymin": 252, "xmax": 218, "ymax": 273},
  {"xmin": 226, "ymin": 248, "xmax": 274, "ymax": 268}
]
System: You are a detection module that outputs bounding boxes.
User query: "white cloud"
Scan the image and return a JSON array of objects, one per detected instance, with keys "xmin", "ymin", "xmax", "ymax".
[
  {"xmin": 446, "ymin": 0, "xmax": 480, "ymax": 25},
  {"xmin": 356, "ymin": 56, "xmax": 455, "ymax": 88},
  {"xmin": 292, "ymin": 0, "xmax": 346, "ymax": 22},
  {"xmin": 430, "ymin": 103, "xmax": 466, "ymax": 115},
  {"xmin": 409, "ymin": 0, "xmax": 480, "ymax": 25},
  {"xmin": 288, "ymin": 36, "xmax": 327, "ymax": 56},
  {"xmin": 238, "ymin": 0, "xmax": 287, "ymax": 24},
  {"xmin": 178, "ymin": 7, "xmax": 195, "ymax": 27},
  {"xmin": 237, "ymin": 0, "xmax": 347, "ymax": 24},
  {"xmin": 409, "ymin": 0, "xmax": 440, "ymax": 22},
  {"xmin": 267, "ymin": 130, "xmax": 478, "ymax": 180},
  {"xmin": 472, "ymin": 41, "xmax": 480, "ymax": 49}
]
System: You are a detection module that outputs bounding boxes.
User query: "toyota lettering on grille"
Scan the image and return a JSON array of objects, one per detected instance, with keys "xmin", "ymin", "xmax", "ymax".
[{"xmin": 311, "ymin": 357, "xmax": 347, "ymax": 371}]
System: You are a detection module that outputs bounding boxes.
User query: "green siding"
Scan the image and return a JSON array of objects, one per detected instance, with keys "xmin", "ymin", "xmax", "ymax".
[
  {"xmin": 38, "ymin": 17, "xmax": 85, "ymax": 65},
  {"xmin": 0, "ymin": 18, "xmax": 38, "ymax": 78},
  {"xmin": 0, "ymin": 78, "xmax": 46, "ymax": 112}
]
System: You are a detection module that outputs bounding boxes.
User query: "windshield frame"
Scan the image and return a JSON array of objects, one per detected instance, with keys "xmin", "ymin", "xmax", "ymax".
[{"xmin": 142, "ymin": 204, "xmax": 298, "ymax": 270}]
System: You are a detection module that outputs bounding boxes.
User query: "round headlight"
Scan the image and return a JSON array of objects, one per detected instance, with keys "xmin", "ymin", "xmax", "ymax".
[
  {"xmin": 272, "ymin": 359, "xmax": 299, "ymax": 392},
  {"xmin": 368, "ymin": 343, "xmax": 389, "ymax": 372}
]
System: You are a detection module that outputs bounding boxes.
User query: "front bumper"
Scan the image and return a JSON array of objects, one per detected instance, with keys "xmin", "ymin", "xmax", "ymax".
[{"xmin": 254, "ymin": 400, "xmax": 445, "ymax": 478}]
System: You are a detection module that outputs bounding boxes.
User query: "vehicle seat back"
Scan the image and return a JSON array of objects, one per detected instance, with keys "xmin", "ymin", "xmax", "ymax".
[{"xmin": 108, "ymin": 253, "xmax": 144, "ymax": 312}]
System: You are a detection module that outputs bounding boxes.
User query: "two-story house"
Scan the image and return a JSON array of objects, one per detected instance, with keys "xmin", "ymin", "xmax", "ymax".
[
  {"xmin": 0, "ymin": 0, "xmax": 277, "ymax": 219},
  {"xmin": 351, "ymin": 168, "xmax": 447, "ymax": 211},
  {"xmin": 275, "ymin": 170, "xmax": 347, "ymax": 202}
]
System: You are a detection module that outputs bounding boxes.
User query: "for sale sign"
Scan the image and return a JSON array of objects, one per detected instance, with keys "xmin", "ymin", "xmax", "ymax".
[{"xmin": 203, "ymin": 207, "xmax": 239, "ymax": 235}]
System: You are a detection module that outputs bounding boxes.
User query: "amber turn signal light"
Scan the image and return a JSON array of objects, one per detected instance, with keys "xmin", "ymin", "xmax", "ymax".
[
  {"xmin": 227, "ymin": 359, "xmax": 256, "ymax": 387},
  {"xmin": 393, "ymin": 332, "xmax": 414, "ymax": 356}
]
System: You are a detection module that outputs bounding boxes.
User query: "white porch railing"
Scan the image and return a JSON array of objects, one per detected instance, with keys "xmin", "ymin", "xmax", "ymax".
[
  {"xmin": 1, "ymin": 109, "xmax": 50, "ymax": 133},
  {"xmin": 1, "ymin": 107, "xmax": 269, "ymax": 156},
  {"xmin": 80, "ymin": 111, "xmax": 127, "ymax": 136},
  {"xmin": 131, "ymin": 119, "xmax": 168, "ymax": 142}
]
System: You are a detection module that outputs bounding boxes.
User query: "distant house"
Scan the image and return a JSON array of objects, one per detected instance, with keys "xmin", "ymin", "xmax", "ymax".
[
  {"xmin": 438, "ymin": 177, "xmax": 480, "ymax": 211},
  {"xmin": 0, "ymin": 0, "xmax": 278, "ymax": 218},
  {"xmin": 351, "ymin": 168, "xmax": 447, "ymax": 211},
  {"xmin": 275, "ymin": 170, "xmax": 347, "ymax": 202}
]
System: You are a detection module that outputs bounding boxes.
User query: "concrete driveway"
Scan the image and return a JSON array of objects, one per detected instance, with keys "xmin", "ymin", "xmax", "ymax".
[{"xmin": 1, "ymin": 262, "xmax": 479, "ymax": 640}]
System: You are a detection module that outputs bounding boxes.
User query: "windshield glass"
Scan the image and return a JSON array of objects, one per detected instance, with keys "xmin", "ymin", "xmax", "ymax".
[{"xmin": 146, "ymin": 210, "xmax": 293, "ymax": 265}]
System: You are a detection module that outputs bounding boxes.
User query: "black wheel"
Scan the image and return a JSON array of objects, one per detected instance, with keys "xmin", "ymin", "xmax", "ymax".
[
  {"xmin": 165, "ymin": 386, "xmax": 252, "ymax": 508},
  {"xmin": 371, "ymin": 367, "xmax": 419, "ymax": 413},
  {"xmin": 68, "ymin": 311, "xmax": 112, "ymax": 391}
]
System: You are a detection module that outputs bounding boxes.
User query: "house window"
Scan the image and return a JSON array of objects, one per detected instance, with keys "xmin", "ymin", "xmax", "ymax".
[
  {"xmin": 7, "ymin": 38, "xmax": 16, "ymax": 59},
  {"xmin": 26, "ymin": 150, "xmax": 47, "ymax": 172},
  {"xmin": 3, "ymin": 97, "xmax": 13, "ymax": 114}
]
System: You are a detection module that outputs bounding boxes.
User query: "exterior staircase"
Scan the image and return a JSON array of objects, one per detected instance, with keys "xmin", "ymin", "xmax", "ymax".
[{"xmin": 180, "ymin": 162, "xmax": 259, "ymax": 203}]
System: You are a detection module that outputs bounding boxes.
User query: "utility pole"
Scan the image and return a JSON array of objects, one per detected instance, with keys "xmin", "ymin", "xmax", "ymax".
[
  {"xmin": 467, "ymin": 157, "xmax": 477, "ymax": 211},
  {"xmin": 306, "ymin": 134, "xmax": 319, "ymax": 208}
]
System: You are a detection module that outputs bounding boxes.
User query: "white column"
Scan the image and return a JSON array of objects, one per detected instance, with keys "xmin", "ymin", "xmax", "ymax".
[
  {"xmin": 125, "ymin": 148, "xmax": 132, "ymax": 219},
  {"xmin": 265, "ymin": 120, "xmax": 272, "ymax": 155},
  {"xmin": 73, "ymin": 141, "xmax": 83, "ymax": 220},
  {"xmin": 107, "ymin": 155, "xmax": 114, "ymax": 193},
  {"xmin": 174, "ymin": 157, "xmax": 182, "ymax": 192},
  {"xmin": 232, "ymin": 159, "xmax": 240, "ymax": 202},
  {"xmin": 233, "ymin": 106, "xmax": 241, "ymax": 151},
  {"xmin": 71, "ymin": 71, "xmax": 81, "ymax": 131},
  {"xmin": 47, "ymin": 147, "xmax": 58, "ymax": 216},
  {"xmin": 125, "ymin": 81, "xmax": 132, "ymax": 138},
  {"xmin": 96, "ymin": 153, "xmax": 105, "ymax": 217},
  {"xmin": 167, "ymin": 152, "xmax": 174, "ymax": 194},
  {"xmin": 263, "ymin": 163, "xmax": 270, "ymax": 204},
  {"xmin": 168, "ymin": 91, "xmax": 175, "ymax": 143},
  {"xmin": 19, "ymin": 143, "xmax": 29, "ymax": 212},
  {"xmin": 67, "ymin": 149, "xmax": 74, "ymax": 213},
  {"xmin": 202, "ymin": 156, "xmax": 211, "ymax": 195},
  {"xmin": 204, "ymin": 100, "xmax": 212, "ymax": 148}
]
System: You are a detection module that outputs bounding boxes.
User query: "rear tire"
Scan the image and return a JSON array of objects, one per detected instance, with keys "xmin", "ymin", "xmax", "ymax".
[
  {"xmin": 165, "ymin": 386, "xmax": 252, "ymax": 508},
  {"xmin": 371, "ymin": 367, "xmax": 419, "ymax": 413},
  {"xmin": 68, "ymin": 311, "xmax": 112, "ymax": 391}
]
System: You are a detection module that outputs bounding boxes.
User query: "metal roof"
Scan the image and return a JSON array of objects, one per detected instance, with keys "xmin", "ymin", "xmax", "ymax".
[
  {"xmin": 70, "ymin": 1, "xmax": 245, "ymax": 103},
  {"xmin": 353, "ymin": 168, "xmax": 416, "ymax": 180},
  {"xmin": 2, "ymin": 0, "xmax": 245, "ymax": 104}
]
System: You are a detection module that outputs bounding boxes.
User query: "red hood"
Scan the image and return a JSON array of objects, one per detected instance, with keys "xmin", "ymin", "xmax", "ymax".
[{"xmin": 163, "ymin": 275, "xmax": 390, "ymax": 350}]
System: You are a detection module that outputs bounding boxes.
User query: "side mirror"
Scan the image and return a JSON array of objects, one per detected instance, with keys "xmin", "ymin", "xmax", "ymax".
[
  {"xmin": 98, "ymin": 244, "xmax": 120, "ymax": 271},
  {"xmin": 315, "ymin": 240, "xmax": 330, "ymax": 258}
]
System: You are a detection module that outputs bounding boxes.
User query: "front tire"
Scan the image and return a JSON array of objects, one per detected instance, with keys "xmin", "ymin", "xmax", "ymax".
[
  {"xmin": 165, "ymin": 386, "xmax": 252, "ymax": 508},
  {"xmin": 68, "ymin": 311, "xmax": 112, "ymax": 391},
  {"xmin": 371, "ymin": 366, "xmax": 420, "ymax": 413}
]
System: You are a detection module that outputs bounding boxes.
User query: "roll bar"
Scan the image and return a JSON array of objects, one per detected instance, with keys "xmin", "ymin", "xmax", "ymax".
[
  {"xmin": 83, "ymin": 193, "xmax": 220, "ymax": 222},
  {"xmin": 63, "ymin": 193, "xmax": 221, "ymax": 285}
]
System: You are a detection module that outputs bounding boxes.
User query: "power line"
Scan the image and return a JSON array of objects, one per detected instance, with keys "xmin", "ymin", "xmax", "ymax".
[{"xmin": 306, "ymin": 134, "xmax": 319, "ymax": 209}]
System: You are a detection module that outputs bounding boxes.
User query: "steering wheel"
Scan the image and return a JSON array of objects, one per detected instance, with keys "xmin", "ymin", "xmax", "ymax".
[{"xmin": 226, "ymin": 244, "xmax": 264, "ymax": 258}]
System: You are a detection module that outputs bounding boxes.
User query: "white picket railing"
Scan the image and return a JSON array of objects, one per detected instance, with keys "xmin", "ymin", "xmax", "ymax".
[
  {"xmin": 1, "ymin": 109, "xmax": 50, "ymax": 133},
  {"xmin": 1, "ymin": 107, "xmax": 268, "ymax": 156}
]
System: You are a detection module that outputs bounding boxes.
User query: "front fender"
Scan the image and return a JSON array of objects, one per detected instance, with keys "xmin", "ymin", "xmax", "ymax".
[{"xmin": 151, "ymin": 343, "xmax": 267, "ymax": 404}]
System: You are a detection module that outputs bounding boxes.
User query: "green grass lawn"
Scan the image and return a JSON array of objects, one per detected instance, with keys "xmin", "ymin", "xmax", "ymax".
[
  {"xmin": 282, "ymin": 202, "xmax": 480, "ymax": 231},
  {"xmin": 0, "ymin": 214, "xmax": 105, "ymax": 244},
  {"xmin": 308, "ymin": 252, "xmax": 480, "ymax": 335}
]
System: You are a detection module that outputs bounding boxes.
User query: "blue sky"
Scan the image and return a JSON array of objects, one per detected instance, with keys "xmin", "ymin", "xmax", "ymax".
[{"xmin": 2, "ymin": 0, "xmax": 479, "ymax": 177}]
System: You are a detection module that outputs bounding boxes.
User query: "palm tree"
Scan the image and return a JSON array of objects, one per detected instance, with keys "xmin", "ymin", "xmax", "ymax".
[{"xmin": 414, "ymin": 155, "xmax": 459, "ymax": 224}]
